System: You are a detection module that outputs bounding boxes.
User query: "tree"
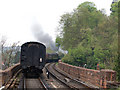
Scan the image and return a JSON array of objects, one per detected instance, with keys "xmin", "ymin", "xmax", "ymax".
[
  {"xmin": 56, "ymin": 1, "xmax": 119, "ymax": 78},
  {"xmin": 55, "ymin": 36, "xmax": 62, "ymax": 49},
  {"xmin": 110, "ymin": 0, "xmax": 120, "ymax": 81},
  {"xmin": 56, "ymin": 1, "xmax": 106, "ymax": 50},
  {"xmin": 110, "ymin": 0, "xmax": 120, "ymax": 17},
  {"xmin": 0, "ymin": 36, "xmax": 7, "ymax": 69},
  {"xmin": 0, "ymin": 38, "xmax": 20, "ymax": 70}
]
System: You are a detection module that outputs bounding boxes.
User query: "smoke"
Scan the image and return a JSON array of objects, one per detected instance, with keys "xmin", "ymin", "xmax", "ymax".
[{"xmin": 31, "ymin": 24, "xmax": 58, "ymax": 51}]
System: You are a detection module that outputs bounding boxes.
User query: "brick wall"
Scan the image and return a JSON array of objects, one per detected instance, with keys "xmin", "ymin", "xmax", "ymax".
[
  {"xmin": 58, "ymin": 60, "xmax": 116, "ymax": 88},
  {"xmin": 0, "ymin": 63, "xmax": 20, "ymax": 86}
]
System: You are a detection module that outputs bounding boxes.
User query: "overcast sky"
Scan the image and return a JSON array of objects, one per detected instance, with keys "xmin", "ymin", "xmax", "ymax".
[{"xmin": 0, "ymin": 0, "xmax": 113, "ymax": 46}]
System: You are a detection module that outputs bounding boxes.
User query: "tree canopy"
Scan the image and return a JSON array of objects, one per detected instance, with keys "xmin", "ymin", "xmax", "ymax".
[{"xmin": 56, "ymin": 1, "xmax": 119, "ymax": 81}]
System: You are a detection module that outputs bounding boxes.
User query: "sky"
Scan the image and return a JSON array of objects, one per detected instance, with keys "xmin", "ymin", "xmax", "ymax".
[{"xmin": 0, "ymin": 0, "xmax": 113, "ymax": 46}]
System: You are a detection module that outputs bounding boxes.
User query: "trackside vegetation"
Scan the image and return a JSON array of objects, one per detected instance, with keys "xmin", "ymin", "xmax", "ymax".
[{"xmin": 56, "ymin": 1, "xmax": 120, "ymax": 81}]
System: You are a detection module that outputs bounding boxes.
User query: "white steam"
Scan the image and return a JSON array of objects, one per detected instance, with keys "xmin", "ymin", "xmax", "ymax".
[{"xmin": 31, "ymin": 24, "xmax": 58, "ymax": 51}]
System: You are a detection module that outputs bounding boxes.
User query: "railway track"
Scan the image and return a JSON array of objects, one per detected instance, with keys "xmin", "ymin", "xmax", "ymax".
[
  {"xmin": 3, "ymin": 62, "xmax": 99, "ymax": 89},
  {"xmin": 23, "ymin": 76, "xmax": 48, "ymax": 89},
  {"xmin": 46, "ymin": 63, "xmax": 92, "ymax": 89},
  {"xmin": 4, "ymin": 69, "xmax": 22, "ymax": 89},
  {"xmin": 4, "ymin": 69, "xmax": 48, "ymax": 89}
]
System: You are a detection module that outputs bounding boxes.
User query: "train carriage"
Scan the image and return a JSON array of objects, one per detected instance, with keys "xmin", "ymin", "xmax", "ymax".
[{"xmin": 20, "ymin": 42, "xmax": 46, "ymax": 78}]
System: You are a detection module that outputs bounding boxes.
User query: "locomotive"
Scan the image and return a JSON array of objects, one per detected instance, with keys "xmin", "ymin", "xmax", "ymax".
[
  {"xmin": 20, "ymin": 42, "xmax": 46, "ymax": 78},
  {"xmin": 46, "ymin": 53, "xmax": 60, "ymax": 63}
]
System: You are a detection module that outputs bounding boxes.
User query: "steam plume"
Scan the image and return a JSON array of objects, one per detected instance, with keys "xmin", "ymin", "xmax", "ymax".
[{"xmin": 32, "ymin": 24, "xmax": 58, "ymax": 51}]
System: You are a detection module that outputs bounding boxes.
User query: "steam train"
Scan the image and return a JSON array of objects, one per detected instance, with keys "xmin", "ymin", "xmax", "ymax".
[
  {"xmin": 20, "ymin": 42, "xmax": 46, "ymax": 78},
  {"xmin": 46, "ymin": 53, "xmax": 60, "ymax": 63},
  {"xmin": 20, "ymin": 41, "xmax": 60, "ymax": 78}
]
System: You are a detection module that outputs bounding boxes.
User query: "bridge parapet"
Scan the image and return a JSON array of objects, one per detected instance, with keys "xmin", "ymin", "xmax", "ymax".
[
  {"xmin": 58, "ymin": 60, "xmax": 116, "ymax": 88},
  {"xmin": 100, "ymin": 69, "xmax": 116, "ymax": 88},
  {"xmin": 0, "ymin": 63, "xmax": 20, "ymax": 87}
]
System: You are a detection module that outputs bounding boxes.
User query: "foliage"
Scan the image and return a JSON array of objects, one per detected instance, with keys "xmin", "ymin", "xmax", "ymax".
[
  {"xmin": 0, "ymin": 39, "xmax": 20, "ymax": 70},
  {"xmin": 57, "ymin": 2, "xmax": 106, "ymax": 50},
  {"xmin": 55, "ymin": 36, "xmax": 62, "ymax": 48},
  {"xmin": 110, "ymin": 0, "xmax": 120, "ymax": 17},
  {"xmin": 56, "ymin": 1, "xmax": 119, "ymax": 80}
]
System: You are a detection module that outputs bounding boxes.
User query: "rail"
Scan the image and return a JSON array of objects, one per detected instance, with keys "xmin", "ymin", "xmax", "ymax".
[
  {"xmin": 45, "ymin": 63, "xmax": 71, "ymax": 88},
  {"xmin": 5, "ymin": 69, "xmax": 22, "ymax": 89},
  {"xmin": 23, "ymin": 76, "xmax": 48, "ymax": 89},
  {"xmin": 46, "ymin": 63, "xmax": 91, "ymax": 89},
  {"xmin": 0, "ymin": 63, "xmax": 20, "ymax": 86},
  {"xmin": 39, "ymin": 76, "xmax": 48, "ymax": 90}
]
